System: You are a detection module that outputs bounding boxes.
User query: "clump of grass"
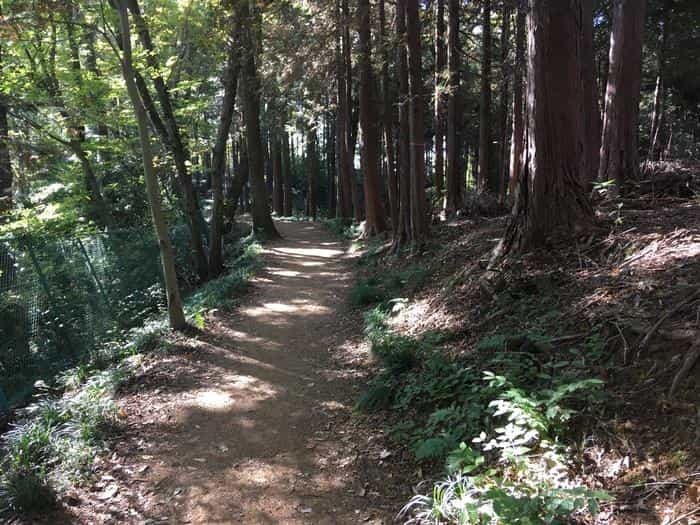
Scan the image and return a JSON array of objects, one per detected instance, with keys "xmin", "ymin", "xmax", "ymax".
[
  {"xmin": 185, "ymin": 237, "xmax": 262, "ymax": 321},
  {"xmin": 351, "ymin": 265, "xmax": 431, "ymax": 308},
  {"xmin": 1, "ymin": 232, "xmax": 263, "ymax": 515},
  {"xmin": 357, "ymin": 313, "xmax": 609, "ymax": 523},
  {"xmin": 323, "ymin": 218, "xmax": 361, "ymax": 239},
  {"xmin": 0, "ymin": 360, "xmax": 132, "ymax": 512}
]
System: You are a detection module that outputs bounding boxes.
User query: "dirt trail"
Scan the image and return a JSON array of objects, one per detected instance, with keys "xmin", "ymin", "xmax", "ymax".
[{"xmin": 62, "ymin": 220, "xmax": 404, "ymax": 524}]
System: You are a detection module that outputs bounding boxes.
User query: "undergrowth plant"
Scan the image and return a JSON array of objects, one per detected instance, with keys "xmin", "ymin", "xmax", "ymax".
[
  {"xmin": 0, "ymin": 235, "xmax": 262, "ymax": 514},
  {"xmin": 356, "ymin": 303, "xmax": 608, "ymax": 524}
]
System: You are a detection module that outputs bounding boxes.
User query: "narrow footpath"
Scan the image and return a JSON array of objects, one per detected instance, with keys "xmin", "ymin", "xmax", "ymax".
[{"xmin": 58, "ymin": 219, "xmax": 406, "ymax": 524}]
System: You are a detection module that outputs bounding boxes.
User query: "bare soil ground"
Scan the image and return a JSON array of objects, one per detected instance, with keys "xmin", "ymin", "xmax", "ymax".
[{"xmin": 36, "ymin": 220, "xmax": 409, "ymax": 524}]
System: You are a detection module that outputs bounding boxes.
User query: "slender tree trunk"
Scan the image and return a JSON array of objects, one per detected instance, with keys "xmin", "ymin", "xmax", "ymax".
[
  {"xmin": 335, "ymin": 0, "xmax": 353, "ymax": 219},
  {"xmin": 647, "ymin": 0, "xmax": 670, "ymax": 163},
  {"xmin": 498, "ymin": 0, "xmax": 594, "ymax": 255},
  {"xmin": 225, "ymin": 136, "xmax": 249, "ymax": 225},
  {"xmin": 445, "ymin": 0, "xmax": 462, "ymax": 215},
  {"xmin": 582, "ymin": 0, "xmax": 601, "ymax": 183},
  {"xmin": 273, "ymin": 137, "xmax": 284, "ymax": 215},
  {"xmin": 380, "ymin": 0, "xmax": 398, "ymax": 234},
  {"xmin": 116, "ymin": 0, "xmax": 186, "ymax": 330},
  {"xmin": 508, "ymin": 0, "xmax": 526, "ymax": 197},
  {"xmin": 306, "ymin": 128, "xmax": 319, "ymax": 219},
  {"xmin": 357, "ymin": 0, "xmax": 387, "ymax": 235},
  {"xmin": 434, "ymin": 0, "xmax": 446, "ymax": 206},
  {"xmin": 479, "ymin": 0, "xmax": 494, "ymax": 192},
  {"xmin": 282, "ymin": 131, "xmax": 293, "ymax": 216},
  {"xmin": 208, "ymin": 29, "xmax": 240, "ymax": 276},
  {"xmin": 327, "ymin": 116, "xmax": 337, "ymax": 215},
  {"xmin": 497, "ymin": 1, "xmax": 512, "ymax": 201},
  {"xmin": 127, "ymin": 0, "xmax": 209, "ymax": 280},
  {"xmin": 598, "ymin": 0, "xmax": 647, "ymax": 191},
  {"xmin": 396, "ymin": 0, "xmax": 411, "ymax": 247},
  {"xmin": 405, "ymin": 0, "xmax": 428, "ymax": 245},
  {"xmin": 239, "ymin": 0, "xmax": 279, "ymax": 238}
]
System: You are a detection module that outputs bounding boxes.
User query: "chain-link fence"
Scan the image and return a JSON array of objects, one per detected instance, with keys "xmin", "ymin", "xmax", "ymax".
[{"xmin": 0, "ymin": 224, "xmax": 198, "ymax": 409}]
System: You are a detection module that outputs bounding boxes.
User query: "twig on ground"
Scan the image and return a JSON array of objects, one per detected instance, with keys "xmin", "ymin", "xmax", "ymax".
[
  {"xmin": 669, "ymin": 341, "xmax": 700, "ymax": 398},
  {"xmin": 638, "ymin": 289, "xmax": 700, "ymax": 356},
  {"xmin": 664, "ymin": 506, "xmax": 699, "ymax": 525}
]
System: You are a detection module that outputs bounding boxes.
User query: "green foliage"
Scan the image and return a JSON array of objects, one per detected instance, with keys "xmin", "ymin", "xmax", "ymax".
[
  {"xmin": 402, "ymin": 372, "xmax": 607, "ymax": 524},
  {"xmin": 185, "ymin": 237, "xmax": 262, "ymax": 318},
  {"xmin": 0, "ymin": 237, "xmax": 262, "ymax": 514},
  {"xmin": 0, "ymin": 468, "xmax": 56, "ymax": 514},
  {"xmin": 0, "ymin": 362, "xmax": 125, "ymax": 512},
  {"xmin": 323, "ymin": 218, "xmax": 361, "ymax": 240},
  {"xmin": 351, "ymin": 265, "xmax": 430, "ymax": 308},
  {"xmin": 357, "ymin": 308, "xmax": 609, "ymax": 524}
]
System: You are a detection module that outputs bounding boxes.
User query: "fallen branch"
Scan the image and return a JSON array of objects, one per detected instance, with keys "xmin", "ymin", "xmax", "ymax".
[
  {"xmin": 669, "ymin": 341, "xmax": 700, "ymax": 398},
  {"xmin": 638, "ymin": 288, "xmax": 700, "ymax": 356}
]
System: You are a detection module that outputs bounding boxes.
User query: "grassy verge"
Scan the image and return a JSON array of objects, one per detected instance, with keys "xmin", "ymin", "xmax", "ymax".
[
  {"xmin": 352, "ymin": 261, "xmax": 610, "ymax": 524},
  {"xmin": 0, "ymin": 235, "xmax": 262, "ymax": 514}
]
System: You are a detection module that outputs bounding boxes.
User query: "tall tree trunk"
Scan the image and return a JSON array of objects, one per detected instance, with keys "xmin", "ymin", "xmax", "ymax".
[
  {"xmin": 395, "ymin": 0, "xmax": 411, "ymax": 247},
  {"xmin": 508, "ymin": 0, "xmax": 526, "ymax": 197},
  {"xmin": 327, "ymin": 116, "xmax": 337, "ymax": 216},
  {"xmin": 336, "ymin": 0, "xmax": 353, "ymax": 219},
  {"xmin": 225, "ymin": 136, "xmax": 249, "ymax": 225},
  {"xmin": 127, "ymin": 0, "xmax": 209, "ymax": 280},
  {"xmin": 350, "ymin": 97, "xmax": 363, "ymax": 223},
  {"xmin": 380, "ymin": 0, "xmax": 398, "ymax": 234},
  {"xmin": 357, "ymin": 0, "xmax": 387, "ymax": 235},
  {"xmin": 582, "ymin": 0, "xmax": 601, "ymax": 183},
  {"xmin": 497, "ymin": 1, "xmax": 512, "ymax": 201},
  {"xmin": 647, "ymin": 0, "xmax": 670, "ymax": 163},
  {"xmin": 445, "ymin": 0, "xmax": 462, "ymax": 216},
  {"xmin": 239, "ymin": 0, "xmax": 279, "ymax": 238},
  {"xmin": 306, "ymin": 128, "xmax": 319, "ymax": 219},
  {"xmin": 434, "ymin": 0, "xmax": 446, "ymax": 206},
  {"xmin": 598, "ymin": 0, "xmax": 647, "ymax": 192},
  {"xmin": 208, "ymin": 28, "xmax": 240, "ymax": 276},
  {"xmin": 405, "ymin": 0, "xmax": 428, "ymax": 245},
  {"xmin": 479, "ymin": 0, "xmax": 494, "ymax": 192},
  {"xmin": 273, "ymin": 137, "xmax": 284, "ymax": 215},
  {"xmin": 115, "ymin": 0, "xmax": 186, "ymax": 330},
  {"xmin": 498, "ymin": 0, "xmax": 594, "ymax": 254},
  {"xmin": 282, "ymin": 131, "xmax": 293, "ymax": 216}
]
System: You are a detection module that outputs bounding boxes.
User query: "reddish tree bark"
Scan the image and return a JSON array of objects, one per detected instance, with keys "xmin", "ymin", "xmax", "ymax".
[
  {"xmin": 434, "ymin": 0, "xmax": 446, "ymax": 204},
  {"xmin": 499, "ymin": 0, "xmax": 594, "ymax": 253},
  {"xmin": 445, "ymin": 0, "xmax": 462, "ymax": 215},
  {"xmin": 405, "ymin": 0, "xmax": 428, "ymax": 244},
  {"xmin": 395, "ymin": 0, "xmax": 411, "ymax": 247},
  {"xmin": 379, "ymin": 0, "xmax": 398, "ymax": 233},
  {"xmin": 306, "ymin": 128, "xmax": 319, "ymax": 219},
  {"xmin": 479, "ymin": 0, "xmax": 494, "ymax": 192},
  {"xmin": 598, "ymin": 0, "xmax": 647, "ymax": 191},
  {"xmin": 272, "ymin": 137, "xmax": 284, "ymax": 215},
  {"xmin": 357, "ymin": 0, "xmax": 387, "ymax": 235},
  {"xmin": 508, "ymin": 0, "xmax": 526, "ymax": 197}
]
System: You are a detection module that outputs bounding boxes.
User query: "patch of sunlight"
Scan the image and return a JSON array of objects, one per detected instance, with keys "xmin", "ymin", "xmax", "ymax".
[
  {"xmin": 262, "ymin": 302, "xmax": 299, "ymax": 312},
  {"xmin": 269, "ymin": 269, "xmax": 302, "ymax": 277},
  {"xmin": 273, "ymin": 247, "xmax": 344, "ymax": 258},
  {"xmin": 299, "ymin": 261, "xmax": 325, "ymax": 267},
  {"xmin": 190, "ymin": 390, "xmax": 236, "ymax": 410},
  {"xmin": 242, "ymin": 302, "xmax": 331, "ymax": 317}
]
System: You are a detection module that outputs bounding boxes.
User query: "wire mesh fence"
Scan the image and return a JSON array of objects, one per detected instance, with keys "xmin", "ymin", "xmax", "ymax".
[{"xmin": 0, "ymin": 224, "xmax": 198, "ymax": 409}]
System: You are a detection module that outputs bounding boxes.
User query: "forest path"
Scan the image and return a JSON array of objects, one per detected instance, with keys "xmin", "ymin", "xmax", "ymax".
[{"xmin": 82, "ymin": 219, "xmax": 400, "ymax": 524}]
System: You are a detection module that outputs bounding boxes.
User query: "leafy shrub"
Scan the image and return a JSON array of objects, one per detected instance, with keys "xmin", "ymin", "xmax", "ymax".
[{"xmin": 0, "ymin": 467, "xmax": 55, "ymax": 513}]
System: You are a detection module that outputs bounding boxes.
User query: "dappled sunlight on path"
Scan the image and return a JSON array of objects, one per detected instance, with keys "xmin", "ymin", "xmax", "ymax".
[{"xmin": 92, "ymin": 220, "xmax": 400, "ymax": 525}]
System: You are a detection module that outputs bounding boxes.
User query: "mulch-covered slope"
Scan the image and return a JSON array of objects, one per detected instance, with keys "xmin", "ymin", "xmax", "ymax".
[{"xmin": 362, "ymin": 170, "xmax": 699, "ymax": 524}]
